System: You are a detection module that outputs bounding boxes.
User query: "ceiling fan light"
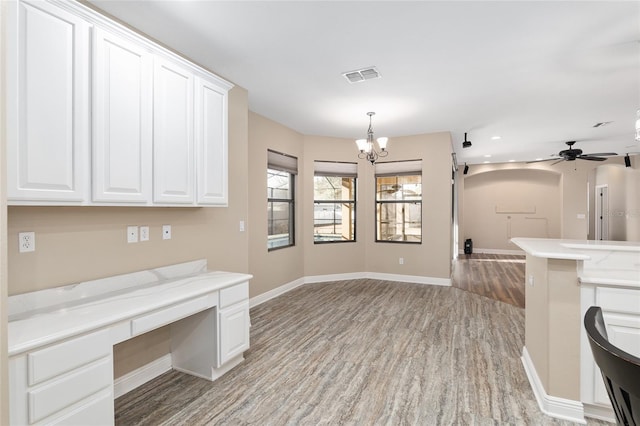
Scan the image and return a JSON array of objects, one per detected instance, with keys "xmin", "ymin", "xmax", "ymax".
[{"xmin": 377, "ymin": 137, "xmax": 388, "ymax": 150}]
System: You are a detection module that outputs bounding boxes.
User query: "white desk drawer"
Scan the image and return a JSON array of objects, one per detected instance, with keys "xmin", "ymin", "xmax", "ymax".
[
  {"xmin": 28, "ymin": 358, "xmax": 112, "ymax": 424},
  {"xmin": 131, "ymin": 295, "xmax": 212, "ymax": 335},
  {"xmin": 220, "ymin": 282, "xmax": 248, "ymax": 308},
  {"xmin": 46, "ymin": 388, "xmax": 113, "ymax": 425},
  {"xmin": 27, "ymin": 330, "xmax": 110, "ymax": 386}
]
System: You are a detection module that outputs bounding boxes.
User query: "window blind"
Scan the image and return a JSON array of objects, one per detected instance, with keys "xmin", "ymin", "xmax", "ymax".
[
  {"xmin": 374, "ymin": 160, "xmax": 422, "ymax": 176},
  {"xmin": 314, "ymin": 161, "xmax": 357, "ymax": 178},
  {"xmin": 267, "ymin": 150, "xmax": 298, "ymax": 174}
]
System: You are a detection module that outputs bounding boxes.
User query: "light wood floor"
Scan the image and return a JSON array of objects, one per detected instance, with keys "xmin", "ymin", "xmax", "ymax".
[
  {"xmin": 452, "ymin": 253, "xmax": 526, "ymax": 308},
  {"xmin": 115, "ymin": 278, "xmax": 605, "ymax": 425}
]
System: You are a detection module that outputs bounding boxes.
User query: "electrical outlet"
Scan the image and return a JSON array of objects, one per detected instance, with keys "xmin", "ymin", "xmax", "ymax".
[
  {"xmin": 140, "ymin": 226, "xmax": 150, "ymax": 242},
  {"xmin": 162, "ymin": 225, "xmax": 171, "ymax": 240},
  {"xmin": 19, "ymin": 232, "xmax": 35, "ymax": 253},
  {"xmin": 399, "ymin": 257, "xmax": 404, "ymax": 265},
  {"xmin": 127, "ymin": 226, "xmax": 139, "ymax": 243},
  {"xmin": 239, "ymin": 221, "xmax": 245, "ymax": 232}
]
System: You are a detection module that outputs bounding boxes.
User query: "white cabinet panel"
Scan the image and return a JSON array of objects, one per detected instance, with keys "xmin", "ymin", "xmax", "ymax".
[
  {"xmin": 154, "ymin": 58, "xmax": 195, "ymax": 204},
  {"xmin": 92, "ymin": 27, "xmax": 152, "ymax": 203},
  {"xmin": 28, "ymin": 358, "xmax": 112, "ymax": 424},
  {"xmin": 7, "ymin": 0, "xmax": 89, "ymax": 202},
  {"xmin": 219, "ymin": 301, "xmax": 250, "ymax": 366},
  {"xmin": 196, "ymin": 76, "xmax": 228, "ymax": 205}
]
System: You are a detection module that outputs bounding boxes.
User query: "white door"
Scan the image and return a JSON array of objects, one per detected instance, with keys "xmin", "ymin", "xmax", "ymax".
[
  {"xmin": 219, "ymin": 302, "xmax": 250, "ymax": 366},
  {"xmin": 92, "ymin": 27, "xmax": 152, "ymax": 203},
  {"xmin": 195, "ymin": 76, "xmax": 228, "ymax": 205},
  {"xmin": 7, "ymin": 0, "xmax": 89, "ymax": 203},
  {"xmin": 595, "ymin": 185, "xmax": 609, "ymax": 241},
  {"xmin": 153, "ymin": 58, "xmax": 195, "ymax": 204}
]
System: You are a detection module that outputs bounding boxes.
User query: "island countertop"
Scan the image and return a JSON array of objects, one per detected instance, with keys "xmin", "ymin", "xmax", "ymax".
[{"xmin": 511, "ymin": 237, "xmax": 640, "ymax": 287}]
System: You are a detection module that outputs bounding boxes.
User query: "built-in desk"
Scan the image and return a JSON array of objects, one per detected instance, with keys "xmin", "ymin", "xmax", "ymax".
[
  {"xmin": 511, "ymin": 238, "xmax": 640, "ymax": 424},
  {"xmin": 8, "ymin": 260, "xmax": 252, "ymax": 425}
]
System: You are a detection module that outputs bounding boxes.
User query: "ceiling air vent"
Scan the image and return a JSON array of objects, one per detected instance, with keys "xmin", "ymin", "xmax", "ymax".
[{"xmin": 342, "ymin": 67, "xmax": 381, "ymax": 84}]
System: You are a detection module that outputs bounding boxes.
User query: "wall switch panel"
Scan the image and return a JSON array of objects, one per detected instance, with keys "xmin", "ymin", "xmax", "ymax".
[
  {"xmin": 140, "ymin": 226, "xmax": 149, "ymax": 241},
  {"xmin": 239, "ymin": 221, "xmax": 245, "ymax": 232}
]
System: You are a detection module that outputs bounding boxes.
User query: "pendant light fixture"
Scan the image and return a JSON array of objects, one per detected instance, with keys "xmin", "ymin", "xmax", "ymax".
[{"xmin": 356, "ymin": 112, "xmax": 389, "ymax": 164}]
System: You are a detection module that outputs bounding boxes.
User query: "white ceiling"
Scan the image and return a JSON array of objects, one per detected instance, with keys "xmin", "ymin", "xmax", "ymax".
[{"xmin": 88, "ymin": 0, "xmax": 640, "ymax": 165}]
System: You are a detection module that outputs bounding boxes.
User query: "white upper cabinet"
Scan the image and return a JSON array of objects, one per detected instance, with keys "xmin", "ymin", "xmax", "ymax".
[
  {"xmin": 92, "ymin": 27, "xmax": 153, "ymax": 203},
  {"xmin": 6, "ymin": 0, "xmax": 232, "ymax": 207},
  {"xmin": 153, "ymin": 58, "xmax": 195, "ymax": 204},
  {"xmin": 196, "ymin": 76, "xmax": 229, "ymax": 206},
  {"xmin": 6, "ymin": 0, "xmax": 89, "ymax": 203}
]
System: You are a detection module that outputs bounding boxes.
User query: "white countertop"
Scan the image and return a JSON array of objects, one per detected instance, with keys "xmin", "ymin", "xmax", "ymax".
[
  {"xmin": 8, "ymin": 260, "xmax": 252, "ymax": 356},
  {"xmin": 511, "ymin": 238, "xmax": 640, "ymax": 288}
]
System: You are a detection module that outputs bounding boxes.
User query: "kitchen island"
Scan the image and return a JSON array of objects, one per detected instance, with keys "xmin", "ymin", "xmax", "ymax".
[{"xmin": 511, "ymin": 238, "xmax": 640, "ymax": 424}]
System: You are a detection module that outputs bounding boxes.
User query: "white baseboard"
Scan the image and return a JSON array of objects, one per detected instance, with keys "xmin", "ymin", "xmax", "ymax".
[
  {"xmin": 249, "ymin": 277, "xmax": 305, "ymax": 308},
  {"xmin": 459, "ymin": 248, "xmax": 524, "ymax": 255},
  {"xmin": 364, "ymin": 272, "xmax": 451, "ymax": 286},
  {"xmin": 304, "ymin": 272, "xmax": 364, "ymax": 284},
  {"xmin": 582, "ymin": 403, "xmax": 615, "ymax": 423},
  {"xmin": 250, "ymin": 273, "xmax": 452, "ymax": 309},
  {"xmin": 521, "ymin": 347, "xmax": 586, "ymax": 424},
  {"xmin": 114, "ymin": 353, "xmax": 172, "ymax": 399}
]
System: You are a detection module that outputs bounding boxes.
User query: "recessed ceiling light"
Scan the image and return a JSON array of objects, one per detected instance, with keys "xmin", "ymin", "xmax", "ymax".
[
  {"xmin": 508, "ymin": 159, "xmax": 515, "ymax": 162},
  {"xmin": 483, "ymin": 160, "xmax": 490, "ymax": 164},
  {"xmin": 484, "ymin": 154, "xmax": 492, "ymax": 158},
  {"xmin": 535, "ymin": 158, "xmax": 543, "ymax": 161},
  {"xmin": 491, "ymin": 136, "xmax": 501, "ymax": 140}
]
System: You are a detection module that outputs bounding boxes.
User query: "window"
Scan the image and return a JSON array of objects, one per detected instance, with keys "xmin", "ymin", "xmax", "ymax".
[
  {"xmin": 375, "ymin": 160, "xmax": 422, "ymax": 243},
  {"xmin": 267, "ymin": 150, "xmax": 297, "ymax": 250},
  {"xmin": 313, "ymin": 161, "xmax": 357, "ymax": 243}
]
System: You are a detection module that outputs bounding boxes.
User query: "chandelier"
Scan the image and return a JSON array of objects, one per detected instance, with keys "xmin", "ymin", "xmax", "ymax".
[{"xmin": 356, "ymin": 112, "xmax": 389, "ymax": 164}]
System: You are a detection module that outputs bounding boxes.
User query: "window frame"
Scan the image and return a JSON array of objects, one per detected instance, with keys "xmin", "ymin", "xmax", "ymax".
[
  {"xmin": 267, "ymin": 150, "xmax": 297, "ymax": 251},
  {"xmin": 374, "ymin": 161, "xmax": 422, "ymax": 244},
  {"xmin": 313, "ymin": 174, "xmax": 357, "ymax": 244}
]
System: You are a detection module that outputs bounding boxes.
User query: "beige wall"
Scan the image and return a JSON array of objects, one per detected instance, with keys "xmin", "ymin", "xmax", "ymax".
[
  {"xmin": 302, "ymin": 136, "xmax": 366, "ymax": 276},
  {"xmin": 463, "ymin": 169, "xmax": 561, "ymax": 251},
  {"xmin": 525, "ymin": 255, "xmax": 582, "ymax": 400},
  {"xmin": 592, "ymin": 163, "xmax": 640, "ymax": 242},
  {"xmin": 302, "ymin": 132, "xmax": 453, "ymax": 280},
  {"xmin": 248, "ymin": 112, "xmax": 305, "ymax": 298},
  {"xmin": 458, "ymin": 157, "xmax": 627, "ymax": 252},
  {"xmin": 365, "ymin": 133, "xmax": 453, "ymax": 279}
]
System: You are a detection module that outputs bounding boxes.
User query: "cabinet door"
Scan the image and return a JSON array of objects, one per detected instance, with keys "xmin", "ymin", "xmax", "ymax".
[
  {"xmin": 153, "ymin": 58, "xmax": 195, "ymax": 204},
  {"xmin": 219, "ymin": 302, "xmax": 250, "ymax": 366},
  {"xmin": 6, "ymin": 0, "xmax": 89, "ymax": 203},
  {"xmin": 92, "ymin": 27, "xmax": 152, "ymax": 203},
  {"xmin": 195, "ymin": 76, "xmax": 228, "ymax": 206}
]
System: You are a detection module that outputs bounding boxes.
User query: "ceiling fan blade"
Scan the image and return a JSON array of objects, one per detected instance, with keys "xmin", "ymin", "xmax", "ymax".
[
  {"xmin": 583, "ymin": 152, "xmax": 617, "ymax": 157},
  {"xmin": 551, "ymin": 159, "xmax": 565, "ymax": 165},
  {"xmin": 578, "ymin": 156, "xmax": 607, "ymax": 161},
  {"xmin": 526, "ymin": 157, "xmax": 560, "ymax": 164}
]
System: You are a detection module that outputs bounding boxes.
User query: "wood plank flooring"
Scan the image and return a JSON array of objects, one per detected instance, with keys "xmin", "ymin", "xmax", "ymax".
[
  {"xmin": 452, "ymin": 253, "xmax": 526, "ymax": 308},
  {"xmin": 115, "ymin": 279, "xmax": 605, "ymax": 425}
]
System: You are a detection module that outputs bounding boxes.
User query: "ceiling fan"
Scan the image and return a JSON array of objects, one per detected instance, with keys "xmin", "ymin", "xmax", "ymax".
[{"xmin": 528, "ymin": 141, "xmax": 617, "ymax": 165}]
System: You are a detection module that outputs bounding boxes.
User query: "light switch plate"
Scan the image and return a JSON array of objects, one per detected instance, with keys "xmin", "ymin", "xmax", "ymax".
[{"xmin": 140, "ymin": 226, "xmax": 149, "ymax": 241}]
